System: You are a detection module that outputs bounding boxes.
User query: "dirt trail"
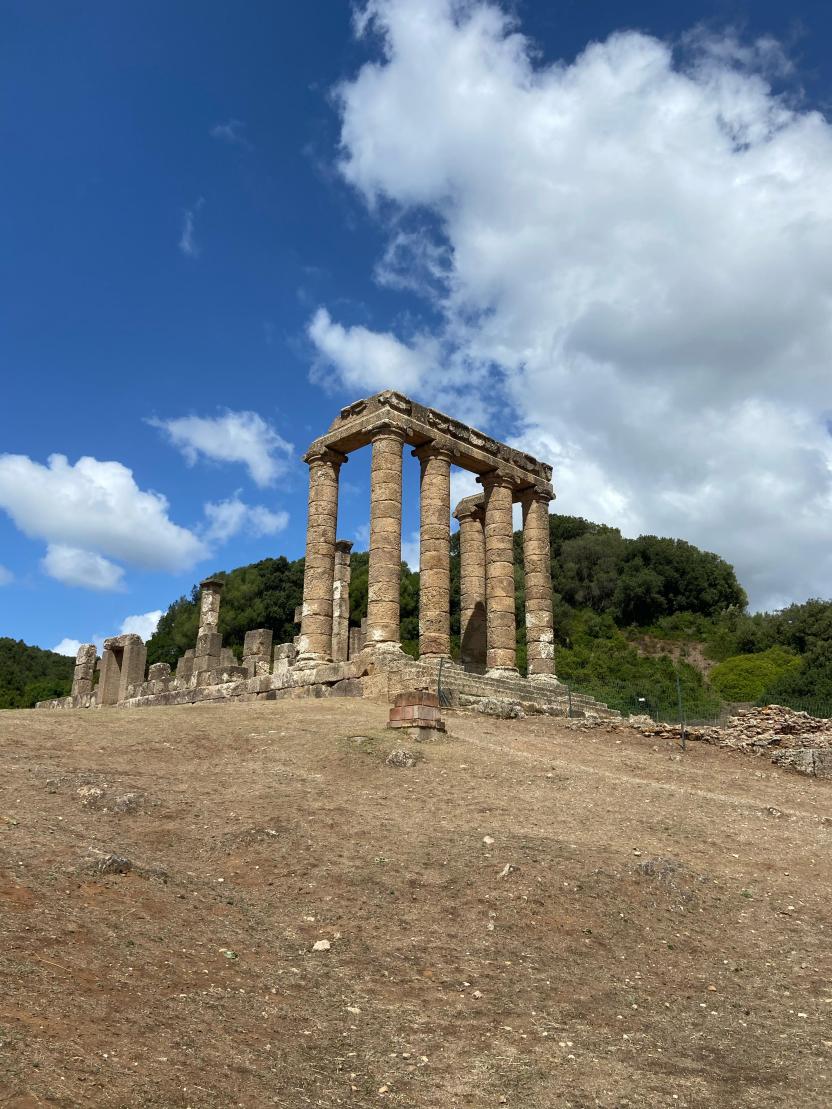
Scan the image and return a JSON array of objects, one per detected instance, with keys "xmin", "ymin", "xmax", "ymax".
[{"xmin": 1, "ymin": 701, "xmax": 830, "ymax": 1108}]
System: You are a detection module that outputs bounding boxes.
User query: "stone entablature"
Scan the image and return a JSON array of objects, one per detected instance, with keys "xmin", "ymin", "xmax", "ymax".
[{"xmin": 307, "ymin": 390, "xmax": 553, "ymax": 496}]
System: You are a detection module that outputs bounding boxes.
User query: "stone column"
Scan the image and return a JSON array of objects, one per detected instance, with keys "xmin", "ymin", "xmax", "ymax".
[
  {"xmin": 297, "ymin": 447, "xmax": 347, "ymax": 662},
  {"xmin": 521, "ymin": 487, "xmax": 556, "ymax": 677},
  {"xmin": 366, "ymin": 423, "xmax": 405, "ymax": 649},
  {"xmin": 414, "ymin": 442, "xmax": 452, "ymax": 659},
  {"xmin": 453, "ymin": 498, "xmax": 487, "ymax": 670},
  {"xmin": 332, "ymin": 539, "xmax": 353, "ymax": 662},
  {"xmin": 194, "ymin": 577, "xmax": 225, "ymax": 672},
  {"xmin": 71, "ymin": 644, "xmax": 97, "ymax": 699},
  {"xmin": 479, "ymin": 471, "xmax": 518, "ymax": 673}
]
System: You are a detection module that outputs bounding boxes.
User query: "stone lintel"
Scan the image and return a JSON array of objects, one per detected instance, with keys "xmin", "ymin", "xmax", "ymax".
[
  {"xmin": 305, "ymin": 390, "xmax": 554, "ymax": 491},
  {"xmin": 102, "ymin": 633, "xmax": 144, "ymax": 651}
]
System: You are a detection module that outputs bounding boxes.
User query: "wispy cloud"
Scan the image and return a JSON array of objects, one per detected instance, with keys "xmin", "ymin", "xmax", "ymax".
[
  {"xmin": 210, "ymin": 119, "xmax": 252, "ymax": 149},
  {"xmin": 179, "ymin": 197, "xmax": 204, "ymax": 258},
  {"xmin": 149, "ymin": 409, "xmax": 294, "ymax": 487},
  {"xmin": 0, "ymin": 564, "xmax": 12, "ymax": 586}
]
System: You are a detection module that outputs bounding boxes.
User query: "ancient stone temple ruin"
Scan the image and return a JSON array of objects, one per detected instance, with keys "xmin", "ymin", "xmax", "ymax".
[{"xmin": 36, "ymin": 391, "xmax": 615, "ymax": 719}]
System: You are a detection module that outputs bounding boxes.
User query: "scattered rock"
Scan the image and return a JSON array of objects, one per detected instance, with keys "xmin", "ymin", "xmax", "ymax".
[
  {"xmin": 312, "ymin": 939, "xmax": 331, "ymax": 952},
  {"xmin": 92, "ymin": 853, "xmax": 133, "ymax": 875},
  {"xmin": 482, "ymin": 835, "xmax": 495, "ymax": 846},
  {"xmin": 386, "ymin": 749, "xmax": 417, "ymax": 769}
]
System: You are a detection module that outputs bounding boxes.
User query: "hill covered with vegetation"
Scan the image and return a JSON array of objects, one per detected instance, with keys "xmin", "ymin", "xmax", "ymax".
[
  {"xmin": 146, "ymin": 512, "xmax": 831, "ymax": 717},
  {"xmin": 0, "ymin": 639, "xmax": 74, "ymax": 709}
]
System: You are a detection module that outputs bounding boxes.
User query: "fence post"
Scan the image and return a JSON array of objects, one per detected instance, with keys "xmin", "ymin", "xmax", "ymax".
[{"xmin": 675, "ymin": 671, "xmax": 687, "ymax": 750}]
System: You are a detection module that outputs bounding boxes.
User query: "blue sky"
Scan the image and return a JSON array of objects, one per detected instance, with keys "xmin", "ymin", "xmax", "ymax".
[{"xmin": 2, "ymin": 0, "xmax": 831, "ymax": 653}]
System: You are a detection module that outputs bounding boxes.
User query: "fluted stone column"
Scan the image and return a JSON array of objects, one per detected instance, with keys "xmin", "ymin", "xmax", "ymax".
[
  {"xmin": 480, "ymin": 471, "xmax": 518, "ymax": 673},
  {"xmin": 366, "ymin": 423, "xmax": 405, "ymax": 649},
  {"xmin": 414, "ymin": 442, "xmax": 452, "ymax": 659},
  {"xmin": 521, "ymin": 487, "xmax": 556, "ymax": 677},
  {"xmin": 298, "ymin": 447, "xmax": 347, "ymax": 662},
  {"xmin": 454, "ymin": 499, "xmax": 487, "ymax": 671},
  {"xmin": 332, "ymin": 539, "xmax": 353, "ymax": 662}
]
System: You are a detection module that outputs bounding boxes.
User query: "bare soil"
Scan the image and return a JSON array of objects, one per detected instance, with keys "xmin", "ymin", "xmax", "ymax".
[{"xmin": 1, "ymin": 700, "xmax": 830, "ymax": 1108}]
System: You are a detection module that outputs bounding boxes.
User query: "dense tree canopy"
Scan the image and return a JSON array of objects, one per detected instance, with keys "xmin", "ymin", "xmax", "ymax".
[{"xmin": 0, "ymin": 638, "xmax": 73, "ymax": 709}]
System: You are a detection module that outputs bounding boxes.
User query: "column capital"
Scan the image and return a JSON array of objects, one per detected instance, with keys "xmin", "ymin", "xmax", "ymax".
[
  {"xmin": 367, "ymin": 418, "xmax": 407, "ymax": 444},
  {"xmin": 477, "ymin": 468, "xmax": 516, "ymax": 492},
  {"xmin": 412, "ymin": 437, "xmax": 454, "ymax": 464},
  {"xmin": 334, "ymin": 538, "xmax": 354, "ymax": 554},
  {"xmin": 303, "ymin": 445, "xmax": 349, "ymax": 467},
  {"xmin": 520, "ymin": 483, "xmax": 555, "ymax": 506},
  {"xmin": 453, "ymin": 493, "xmax": 485, "ymax": 523}
]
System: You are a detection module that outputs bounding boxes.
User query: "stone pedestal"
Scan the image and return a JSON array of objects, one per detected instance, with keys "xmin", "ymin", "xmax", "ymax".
[
  {"xmin": 298, "ymin": 447, "xmax": 346, "ymax": 663},
  {"xmin": 521, "ymin": 487, "xmax": 555, "ymax": 677},
  {"xmin": 454, "ymin": 497, "xmax": 487, "ymax": 670},
  {"xmin": 480, "ymin": 472, "xmax": 518, "ymax": 673},
  {"xmin": 414, "ymin": 442, "xmax": 452, "ymax": 659},
  {"xmin": 332, "ymin": 540, "xmax": 353, "ymax": 663},
  {"xmin": 366, "ymin": 424, "xmax": 404, "ymax": 649}
]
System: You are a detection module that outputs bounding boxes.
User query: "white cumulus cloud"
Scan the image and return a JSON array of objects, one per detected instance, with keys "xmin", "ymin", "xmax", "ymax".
[
  {"xmin": 323, "ymin": 0, "xmax": 832, "ymax": 609},
  {"xmin": 308, "ymin": 306, "xmax": 437, "ymax": 396},
  {"xmin": 42, "ymin": 544, "xmax": 126, "ymax": 591},
  {"xmin": 204, "ymin": 496, "xmax": 289, "ymax": 543},
  {"xmin": 52, "ymin": 638, "xmax": 83, "ymax": 657},
  {"xmin": 119, "ymin": 610, "xmax": 164, "ymax": 640},
  {"xmin": 0, "ymin": 453, "xmax": 207, "ymax": 591},
  {"xmin": 151, "ymin": 410, "xmax": 294, "ymax": 488}
]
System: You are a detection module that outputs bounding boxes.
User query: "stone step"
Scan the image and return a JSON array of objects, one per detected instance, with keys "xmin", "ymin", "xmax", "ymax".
[{"xmin": 387, "ymin": 659, "xmax": 619, "ymax": 719}]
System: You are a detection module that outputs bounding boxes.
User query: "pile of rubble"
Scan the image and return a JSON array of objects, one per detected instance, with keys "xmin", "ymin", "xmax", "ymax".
[{"xmin": 570, "ymin": 704, "xmax": 832, "ymax": 779}]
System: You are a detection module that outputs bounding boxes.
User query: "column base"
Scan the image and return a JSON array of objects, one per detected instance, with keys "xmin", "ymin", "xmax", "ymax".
[
  {"xmin": 293, "ymin": 654, "xmax": 333, "ymax": 670},
  {"xmin": 485, "ymin": 667, "xmax": 520, "ymax": 679},
  {"xmin": 528, "ymin": 672, "xmax": 562, "ymax": 686}
]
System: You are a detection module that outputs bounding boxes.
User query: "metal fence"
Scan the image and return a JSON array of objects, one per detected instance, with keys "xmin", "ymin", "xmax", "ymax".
[{"xmin": 561, "ymin": 672, "xmax": 832, "ymax": 728}]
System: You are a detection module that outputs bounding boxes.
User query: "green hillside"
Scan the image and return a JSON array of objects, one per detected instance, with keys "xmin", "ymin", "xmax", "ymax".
[{"xmin": 0, "ymin": 639, "xmax": 74, "ymax": 709}]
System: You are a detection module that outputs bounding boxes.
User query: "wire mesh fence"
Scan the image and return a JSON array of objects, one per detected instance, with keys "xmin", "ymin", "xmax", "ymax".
[{"xmin": 561, "ymin": 673, "xmax": 832, "ymax": 727}]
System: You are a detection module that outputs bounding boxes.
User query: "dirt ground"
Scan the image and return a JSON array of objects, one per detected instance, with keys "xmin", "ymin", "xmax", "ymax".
[{"xmin": 1, "ymin": 700, "xmax": 830, "ymax": 1108}]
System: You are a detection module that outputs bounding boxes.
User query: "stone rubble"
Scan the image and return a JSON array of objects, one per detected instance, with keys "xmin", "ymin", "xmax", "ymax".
[{"xmin": 570, "ymin": 704, "xmax": 832, "ymax": 779}]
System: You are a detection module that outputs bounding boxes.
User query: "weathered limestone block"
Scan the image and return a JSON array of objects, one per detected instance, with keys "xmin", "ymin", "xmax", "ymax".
[
  {"xmin": 414, "ymin": 442, "xmax": 452, "ymax": 658},
  {"xmin": 99, "ymin": 634, "xmax": 147, "ymax": 705},
  {"xmin": 480, "ymin": 472, "xmax": 518, "ymax": 673},
  {"xmin": 176, "ymin": 649, "xmax": 195, "ymax": 682},
  {"xmin": 521, "ymin": 487, "xmax": 555, "ymax": 677},
  {"xmin": 366, "ymin": 423, "xmax": 404, "ymax": 648},
  {"xmin": 454, "ymin": 496, "xmax": 487, "ymax": 671},
  {"xmin": 195, "ymin": 630, "xmax": 222, "ymax": 659},
  {"xmin": 273, "ymin": 642, "xmax": 297, "ymax": 674},
  {"xmin": 332, "ymin": 540, "xmax": 353, "ymax": 662},
  {"xmin": 298, "ymin": 446, "xmax": 347, "ymax": 662},
  {"xmin": 147, "ymin": 662, "xmax": 171, "ymax": 682},
  {"xmin": 199, "ymin": 578, "xmax": 224, "ymax": 630},
  {"xmin": 220, "ymin": 647, "xmax": 236, "ymax": 667},
  {"xmin": 71, "ymin": 643, "xmax": 97, "ymax": 698},
  {"xmin": 243, "ymin": 628, "xmax": 274, "ymax": 676}
]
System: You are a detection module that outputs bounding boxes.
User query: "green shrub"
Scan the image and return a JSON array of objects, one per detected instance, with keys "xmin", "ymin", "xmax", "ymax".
[{"xmin": 709, "ymin": 647, "xmax": 800, "ymax": 702}]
